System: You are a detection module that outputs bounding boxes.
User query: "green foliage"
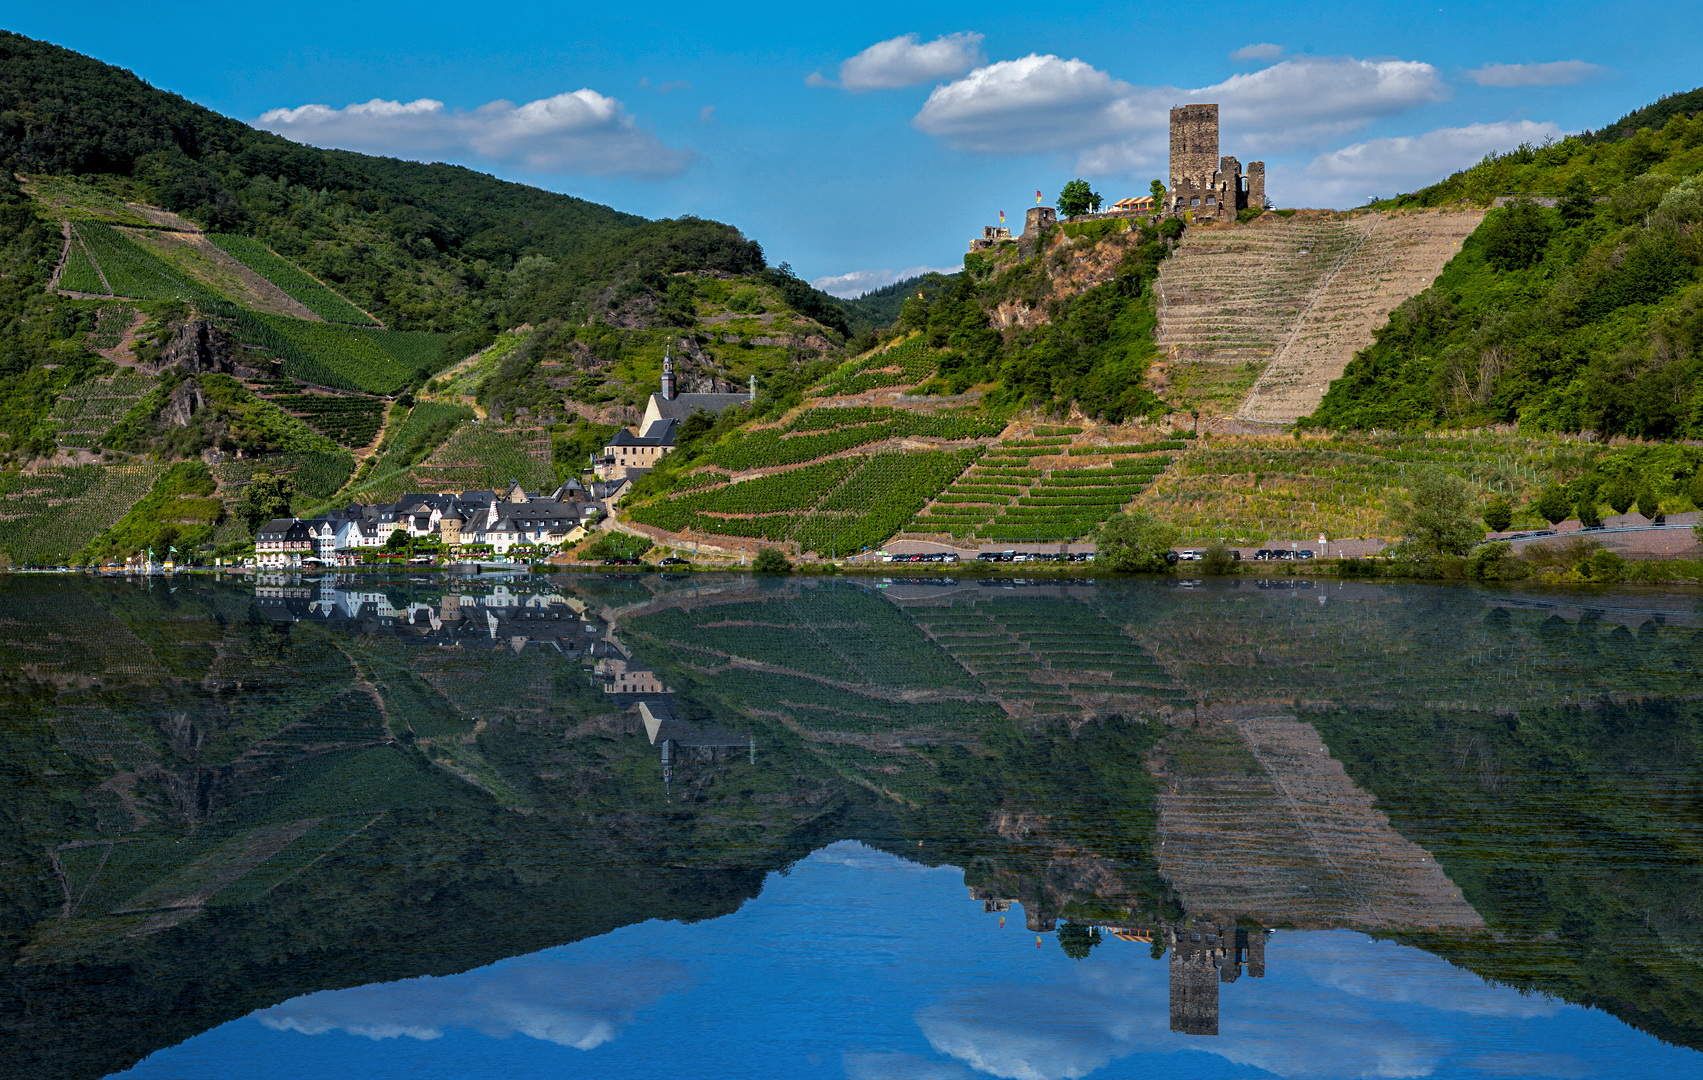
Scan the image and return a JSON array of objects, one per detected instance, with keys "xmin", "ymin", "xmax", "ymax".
[
  {"xmin": 549, "ymin": 419, "xmax": 617, "ymax": 482},
  {"xmin": 236, "ymin": 470, "xmax": 294, "ymax": 533},
  {"xmin": 1466, "ymin": 541, "xmax": 1529, "ymax": 580},
  {"xmin": 72, "ymin": 222, "xmax": 225, "ymax": 304},
  {"xmin": 409, "ymin": 421, "xmax": 553, "ymax": 493},
  {"xmin": 1057, "ymin": 923, "xmax": 1102, "ymax": 960},
  {"xmin": 1480, "ymin": 201, "xmax": 1554, "ymax": 270},
  {"xmin": 1390, "ymin": 468, "xmax": 1484, "ymax": 557},
  {"xmin": 704, "ymin": 407, "xmax": 1002, "ymax": 472},
  {"xmin": 261, "ymin": 391, "xmax": 385, "ymax": 447},
  {"xmin": 1536, "ymin": 485, "xmax": 1572, "ymax": 525},
  {"xmin": 752, "ymin": 547, "xmax": 792, "ymax": 573},
  {"xmin": 0, "ymin": 463, "xmax": 163, "ymax": 563},
  {"xmin": 582, "ymin": 531, "xmax": 652, "ymax": 560},
  {"xmin": 1315, "ymin": 103, "xmax": 1703, "ymax": 438},
  {"xmin": 231, "ymin": 312, "xmax": 446, "ymax": 395},
  {"xmin": 1199, "ymin": 543, "xmax": 1237, "ymax": 574},
  {"xmin": 1095, "ymin": 508, "xmax": 1178, "ymax": 571},
  {"xmin": 1483, "ymin": 495, "xmax": 1513, "ymax": 533},
  {"xmin": 79, "ymin": 461, "xmax": 222, "ymax": 560},
  {"xmin": 208, "ymin": 234, "xmax": 377, "ymax": 324},
  {"xmin": 1057, "ymin": 179, "xmax": 1102, "ymax": 217}
]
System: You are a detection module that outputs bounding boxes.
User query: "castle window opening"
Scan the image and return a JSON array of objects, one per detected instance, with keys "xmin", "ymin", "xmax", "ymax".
[
  {"xmin": 1205, "ymin": 196, "xmax": 1216, "ymax": 205},
  {"xmin": 1190, "ymin": 197, "xmax": 1200, "ymax": 207}
]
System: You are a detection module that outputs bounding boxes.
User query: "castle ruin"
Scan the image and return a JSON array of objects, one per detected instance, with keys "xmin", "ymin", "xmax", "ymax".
[{"xmin": 1166, "ymin": 104, "xmax": 1263, "ymax": 224}]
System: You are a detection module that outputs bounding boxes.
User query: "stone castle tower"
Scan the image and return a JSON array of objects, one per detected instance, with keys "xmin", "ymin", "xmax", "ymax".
[{"xmin": 1166, "ymin": 104, "xmax": 1264, "ymax": 223}]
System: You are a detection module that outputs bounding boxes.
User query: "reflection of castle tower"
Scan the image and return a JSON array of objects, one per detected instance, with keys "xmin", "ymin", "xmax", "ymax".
[{"xmin": 1166, "ymin": 920, "xmax": 1267, "ymax": 1036}]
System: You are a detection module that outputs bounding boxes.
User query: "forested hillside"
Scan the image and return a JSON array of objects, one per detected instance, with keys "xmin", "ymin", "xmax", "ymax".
[
  {"xmin": 0, "ymin": 31, "xmax": 857, "ymax": 561},
  {"xmin": 1309, "ymin": 91, "xmax": 1703, "ymax": 436}
]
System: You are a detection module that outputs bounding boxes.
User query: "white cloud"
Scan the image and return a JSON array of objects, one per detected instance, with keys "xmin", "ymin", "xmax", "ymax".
[
  {"xmin": 844, "ymin": 1051, "xmax": 977, "ymax": 1080},
  {"xmin": 1467, "ymin": 61, "xmax": 1606, "ymax": 87},
  {"xmin": 913, "ymin": 54, "xmax": 1447, "ymax": 173},
  {"xmin": 254, "ymin": 957, "xmax": 687, "ymax": 1049},
  {"xmin": 812, "ymin": 32, "xmax": 986, "ymax": 91},
  {"xmin": 1232, "ymin": 43, "xmax": 1286, "ymax": 62},
  {"xmin": 256, "ymin": 90, "xmax": 692, "ymax": 178},
  {"xmin": 1304, "ymin": 119, "xmax": 1564, "ymax": 202},
  {"xmin": 914, "ymin": 931, "xmax": 1574, "ymax": 1080},
  {"xmin": 812, "ymin": 265, "xmax": 958, "ymax": 299}
]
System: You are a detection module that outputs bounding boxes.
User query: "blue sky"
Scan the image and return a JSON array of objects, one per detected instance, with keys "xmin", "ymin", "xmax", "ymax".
[
  {"xmin": 8, "ymin": 2, "xmax": 1703, "ymax": 295},
  {"xmin": 111, "ymin": 842, "xmax": 1698, "ymax": 1080}
]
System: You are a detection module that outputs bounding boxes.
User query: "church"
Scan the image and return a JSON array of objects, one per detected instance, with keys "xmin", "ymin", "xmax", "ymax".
[{"xmin": 598, "ymin": 347, "xmax": 753, "ymax": 478}]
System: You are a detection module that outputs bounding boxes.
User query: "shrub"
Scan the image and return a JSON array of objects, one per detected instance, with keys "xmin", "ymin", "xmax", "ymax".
[
  {"xmin": 1467, "ymin": 541, "xmax": 1529, "ymax": 580},
  {"xmin": 753, "ymin": 547, "xmax": 792, "ymax": 573},
  {"xmin": 1095, "ymin": 508, "xmax": 1178, "ymax": 572},
  {"xmin": 1200, "ymin": 543, "xmax": 1237, "ymax": 575},
  {"xmin": 1483, "ymin": 495, "xmax": 1512, "ymax": 533}
]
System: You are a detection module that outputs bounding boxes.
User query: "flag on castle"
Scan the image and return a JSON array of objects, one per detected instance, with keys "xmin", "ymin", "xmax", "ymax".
[
  {"xmin": 998, "ymin": 210, "xmax": 1005, "ymax": 224},
  {"xmin": 1035, "ymin": 190, "xmax": 1042, "ymax": 205}
]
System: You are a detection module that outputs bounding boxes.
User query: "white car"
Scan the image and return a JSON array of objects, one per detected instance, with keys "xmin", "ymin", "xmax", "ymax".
[{"xmin": 1178, "ymin": 550, "xmax": 1203, "ymax": 561}]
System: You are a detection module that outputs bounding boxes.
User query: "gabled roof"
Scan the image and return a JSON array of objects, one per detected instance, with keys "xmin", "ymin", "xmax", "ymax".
[
  {"xmin": 606, "ymin": 427, "xmax": 671, "ymax": 448},
  {"xmin": 647, "ymin": 392, "xmax": 751, "ymax": 423}
]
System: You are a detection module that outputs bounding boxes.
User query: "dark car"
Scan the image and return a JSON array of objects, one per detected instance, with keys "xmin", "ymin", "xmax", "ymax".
[
  {"xmin": 602, "ymin": 557, "xmax": 642, "ymax": 566},
  {"xmin": 1296, "ymin": 550, "xmax": 1315, "ymax": 560},
  {"xmin": 659, "ymin": 557, "xmax": 690, "ymax": 566}
]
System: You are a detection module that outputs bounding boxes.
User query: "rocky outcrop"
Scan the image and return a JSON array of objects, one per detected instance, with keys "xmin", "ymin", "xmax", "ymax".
[
  {"xmin": 160, "ymin": 379, "xmax": 205, "ymax": 427},
  {"xmin": 151, "ymin": 319, "xmax": 265, "ymax": 379}
]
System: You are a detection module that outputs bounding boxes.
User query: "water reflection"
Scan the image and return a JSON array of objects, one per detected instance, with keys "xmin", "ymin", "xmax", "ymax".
[{"xmin": 0, "ymin": 572, "xmax": 1698, "ymax": 1079}]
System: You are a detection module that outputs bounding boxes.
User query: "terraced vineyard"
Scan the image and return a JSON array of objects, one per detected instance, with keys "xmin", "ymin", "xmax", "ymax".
[
  {"xmin": 213, "ymin": 453, "xmax": 357, "ymax": 502},
  {"xmin": 812, "ymin": 337, "xmax": 938, "ymax": 396},
  {"xmin": 0, "ymin": 463, "xmax": 166, "ymax": 562},
  {"xmin": 70, "ymin": 222, "xmax": 225, "ymax": 304},
  {"xmin": 87, "ymin": 304, "xmax": 138, "ymax": 351},
  {"xmin": 908, "ymin": 438, "xmax": 1185, "ymax": 541},
  {"xmin": 210, "ymin": 235, "xmax": 380, "ymax": 325},
  {"xmin": 51, "ymin": 370, "xmax": 154, "ymax": 449},
  {"xmin": 261, "ymin": 392, "xmax": 387, "ymax": 448},
  {"xmin": 706, "ymin": 406, "xmax": 1002, "ymax": 472},
  {"xmin": 1133, "ymin": 432, "xmax": 1573, "ymax": 544},
  {"xmin": 410, "ymin": 423, "xmax": 555, "ymax": 494}
]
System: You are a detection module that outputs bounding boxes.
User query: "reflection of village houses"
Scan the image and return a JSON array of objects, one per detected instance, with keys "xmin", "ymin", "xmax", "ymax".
[
  {"xmin": 254, "ymin": 479, "xmax": 614, "ymax": 568},
  {"xmin": 255, "ymin": 577, "xmax": 597, "ymax": 655}
]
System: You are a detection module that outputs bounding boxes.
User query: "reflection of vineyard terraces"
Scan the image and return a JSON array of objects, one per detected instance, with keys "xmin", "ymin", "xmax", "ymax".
[
  {"xmin": 1152, "ymin": 712, "xmax": 1483, "ymax": 931},
  {"xmin": 1155, "ymin": 211, "xmax": 1483, "ymax": 422}
]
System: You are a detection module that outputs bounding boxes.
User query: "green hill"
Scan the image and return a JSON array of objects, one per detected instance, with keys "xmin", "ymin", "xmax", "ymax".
[
  {"xmin": 1308, "ymin": 91, "xmax": 1703, "ymax": 436},
  {"xmin": 0, "ymin": 31, "xmax": 858, "ymax": 561}
]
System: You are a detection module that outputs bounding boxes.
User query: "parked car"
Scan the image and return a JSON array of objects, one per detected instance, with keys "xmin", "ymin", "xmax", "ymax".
[
  {"xmin": 1296, "ymin": 550, "xmax": 1315, "ymax": 560},
  {"xmin": 602, "ymin": 557, "xmax": 642, "ymax": 565},
  {"xmin": 1178, "ymin": 550, "xmax": 1202, "ymax": 561},
  {"xmin": 659, "ymin": 556, "xmax": 689, "ymax": 566}
]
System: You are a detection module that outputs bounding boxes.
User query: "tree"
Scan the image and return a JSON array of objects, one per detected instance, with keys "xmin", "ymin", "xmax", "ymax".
[
  {"xmin": 1058, "ymin": 179, "xmax": 1102, "ymax": 217},
  {"xmin": 1601, "ymin": 475, "xmax": 1636, "ymax": 516},
  {"xmin": 753, "ymin": 547, "xmax": 792, "ymax": 573},
  {"xmin": 385, "ymin": 528, "xmax": 411, "ymax": 551},
  {"xmin": 1637, "ymin": 488, "xmax": 1662, "ymax": 521},
  {"xmin": 1558, "ymin": 174, "xmax": 1596, "ymax": 227},
  {"xmin": 1150, "ymin": 179, "xmax": 1166, "ymax": 207},
  {"xmin": 1095, "ymin": 508, "xmax": 1179, "ymax": 571},
  {"xmin": 1480, "ymin": 200, "xmax": 1554, "ymax": 271},
  {"xmin": 1574, "ymin": 490, "xmax": 1602, "ymax": 528},
  {"xmin": 1057, "ymin": 923, "xmax": 1102, "ymax": 961},
  {"xmin": 1390, "ymin": 468, "xmax": 1483, "ymax": 557},
  {"xmin": 1483, "ymin": 495, "xmax": 1513, "ymax": 534},
  {"xmin": 1200, "ymin": 543, "xmax": 1237, "ymax": 575},
  {"xmin": 239, "ymin": 471, "xmax": 294, "ymax": 534},
  {"xmin": 1535, "ymin": 485, "xmax": 1572, "ymax": 526},
  {"xmin": 898, "ymin": 294, "xmax": 929, "ymax": 330}
]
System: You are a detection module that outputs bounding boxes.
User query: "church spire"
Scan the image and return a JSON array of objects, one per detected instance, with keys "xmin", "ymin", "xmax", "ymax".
[{"xmin": 661, "ymin": 342, "xmax": 677, "ymax": 401}]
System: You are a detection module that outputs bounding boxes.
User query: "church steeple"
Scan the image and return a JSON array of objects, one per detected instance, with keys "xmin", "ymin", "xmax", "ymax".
[{"xmin": 661, "ymin": 343, "xmax": 677, "ymax": 401}]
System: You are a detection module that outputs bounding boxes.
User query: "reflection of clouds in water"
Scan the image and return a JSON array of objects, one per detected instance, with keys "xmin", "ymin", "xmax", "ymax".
[
  {"xmin": 805, "ymin": 839, "xmax": 936, "ymax": 873},
  {"xmin": 255, "ymin": 957, "xmax": 687, "ymax": 1049},
  {"xmin": 844, "ymin": 1051, "xmax": 978, "ymax": 1080},
  {"xmin": 1465, "ymin": 1052, "xmax": 1589, "ymax": 1078},
  {"xmin": 918, "ymin": 932, "xmax": 1569, "ymax": 1080}
]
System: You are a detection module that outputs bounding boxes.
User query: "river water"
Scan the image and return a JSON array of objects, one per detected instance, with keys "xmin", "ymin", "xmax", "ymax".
[{"xmin": 1, "ymin": 572, "xmax": 1699, "ymax": 1080}]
